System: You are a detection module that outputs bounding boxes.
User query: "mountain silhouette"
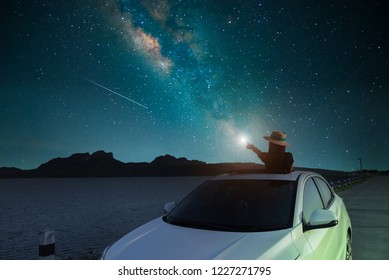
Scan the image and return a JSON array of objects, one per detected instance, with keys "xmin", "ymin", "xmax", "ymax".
[
  {"xmin": 0, "ymin": 151, "xmax": 261, "ymax": 178},
  {"xmin": 1, "ymin": 150, "xmax": 368, "ymax": 181},
  {"xmin": 35, "ymin": 151, "xmax": 127, "ymax": 177}
]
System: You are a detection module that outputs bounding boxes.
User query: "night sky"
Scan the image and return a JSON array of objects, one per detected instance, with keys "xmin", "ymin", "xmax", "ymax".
[{"xmin": 1, "ymin": 0, "xmax": 388, "ymax": 171}]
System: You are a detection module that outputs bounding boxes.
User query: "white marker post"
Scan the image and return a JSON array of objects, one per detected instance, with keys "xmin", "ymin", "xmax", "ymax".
[{"xmin": 39, "ymin": 229, "xmax": 55, "ymax": 260}]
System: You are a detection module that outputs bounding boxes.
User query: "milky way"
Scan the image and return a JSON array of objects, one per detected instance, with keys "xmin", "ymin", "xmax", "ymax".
[{"xmin": 1, "ymin": 0, "xmax": 388, "ymax": 171}]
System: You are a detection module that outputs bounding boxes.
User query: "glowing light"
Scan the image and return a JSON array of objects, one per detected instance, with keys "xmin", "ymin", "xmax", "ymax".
[{"xmin": 239, "ymin": 135, "xmax": 249, "ymax": 146}]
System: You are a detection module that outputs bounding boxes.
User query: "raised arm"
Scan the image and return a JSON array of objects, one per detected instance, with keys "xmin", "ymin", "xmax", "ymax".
[{"xmin": 246, "ymin": 143, "xmax": 263, "ymax": 158}]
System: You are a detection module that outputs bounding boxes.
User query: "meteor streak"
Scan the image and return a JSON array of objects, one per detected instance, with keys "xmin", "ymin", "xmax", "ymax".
[{"xmin": 82, "ymin": 77, "xmax": 148, "ymax": 109}]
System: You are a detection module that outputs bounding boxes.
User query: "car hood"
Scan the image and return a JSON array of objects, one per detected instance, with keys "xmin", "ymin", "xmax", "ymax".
[{"xmin": 104, "ymin": 217, "xmax": 299, "ymax": 259}]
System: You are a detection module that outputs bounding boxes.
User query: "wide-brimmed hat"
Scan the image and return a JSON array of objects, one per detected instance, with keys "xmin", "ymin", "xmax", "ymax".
[{"xmin": 263, "ymin": 130, "xmax": 290, "ymax": 146}]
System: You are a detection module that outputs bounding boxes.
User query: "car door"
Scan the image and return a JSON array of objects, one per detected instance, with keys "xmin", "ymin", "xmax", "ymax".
[{"xmin": 302, "ymin": 177, "xmax": 339, "ymax": 259}]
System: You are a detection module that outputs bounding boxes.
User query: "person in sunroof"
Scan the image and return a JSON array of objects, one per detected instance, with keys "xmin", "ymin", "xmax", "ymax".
[{"xmin": 246, "ymin": 130, "xmax": 294, "ymax": 173}]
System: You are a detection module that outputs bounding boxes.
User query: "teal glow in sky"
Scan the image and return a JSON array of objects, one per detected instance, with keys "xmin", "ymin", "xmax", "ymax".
[{"xmin": 1, "ymin": 0, "xmax": 388, "ymax": 171}]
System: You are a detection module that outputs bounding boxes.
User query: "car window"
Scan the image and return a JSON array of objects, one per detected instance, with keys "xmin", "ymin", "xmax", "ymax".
[
  {"xmin": 164, "ymin": 179, "xmax": 297, "ymax": 232},
  {"xmin": 302, "ymin": 178, "xmax": 324, "ymax": 223},
  {"xmin": 314, "ymin": 177, "xmax": 333, "ymax": 208}
]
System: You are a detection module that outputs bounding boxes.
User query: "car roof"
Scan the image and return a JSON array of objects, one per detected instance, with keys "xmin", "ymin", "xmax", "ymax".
[{"xmin": 210, "ymin": 170, "xmax": 312, "ymax": 181}]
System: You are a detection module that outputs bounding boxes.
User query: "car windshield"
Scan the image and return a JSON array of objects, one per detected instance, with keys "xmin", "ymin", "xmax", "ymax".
[{"xmin": 164, "ymin": 179, "xmax": 297, "ymax": 232}]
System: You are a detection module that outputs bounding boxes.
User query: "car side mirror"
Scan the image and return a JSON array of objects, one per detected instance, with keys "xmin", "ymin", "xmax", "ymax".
[
  {"xmin": 304, "ymin": 209, "xmax": 338, "ymax": 232},
  {"xmin": 163, "ymin": 201, "xmax": 176, "ymax": 214}
]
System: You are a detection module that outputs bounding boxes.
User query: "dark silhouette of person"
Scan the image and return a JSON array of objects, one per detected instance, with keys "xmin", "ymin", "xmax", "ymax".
[{"xmin": 246, "ymin": 130, "xmax": 294, "ymax": 173}]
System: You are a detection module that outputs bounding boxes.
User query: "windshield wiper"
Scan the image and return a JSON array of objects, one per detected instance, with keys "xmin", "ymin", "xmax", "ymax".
[
  {"xmin": 165, "ymin": 218, "xmax": 238, "ymax": 231},
  {"xmin": 164, "ymin": 217, "xmax": 288, "ymax": 232}
]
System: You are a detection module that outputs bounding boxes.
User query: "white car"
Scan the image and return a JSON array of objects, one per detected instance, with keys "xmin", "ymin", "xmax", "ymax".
[{"xmin": 102, "ymin": 171, "xmax": 352, "ymax": 260}]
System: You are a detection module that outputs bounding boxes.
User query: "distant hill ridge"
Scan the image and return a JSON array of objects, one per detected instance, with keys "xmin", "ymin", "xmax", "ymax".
[
  {"xmin": 0, "ymin": 150, "xmax": 260, "ymax": 178},
  {"xmin": 1, "ymin": 150, "xmax": 372, "ymax": 179}
]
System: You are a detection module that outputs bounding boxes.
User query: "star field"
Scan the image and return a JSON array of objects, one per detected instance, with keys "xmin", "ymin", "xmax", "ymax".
[{"xmin": 1, "ymin": 0, "xmax": 388, "ymax": 171}]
